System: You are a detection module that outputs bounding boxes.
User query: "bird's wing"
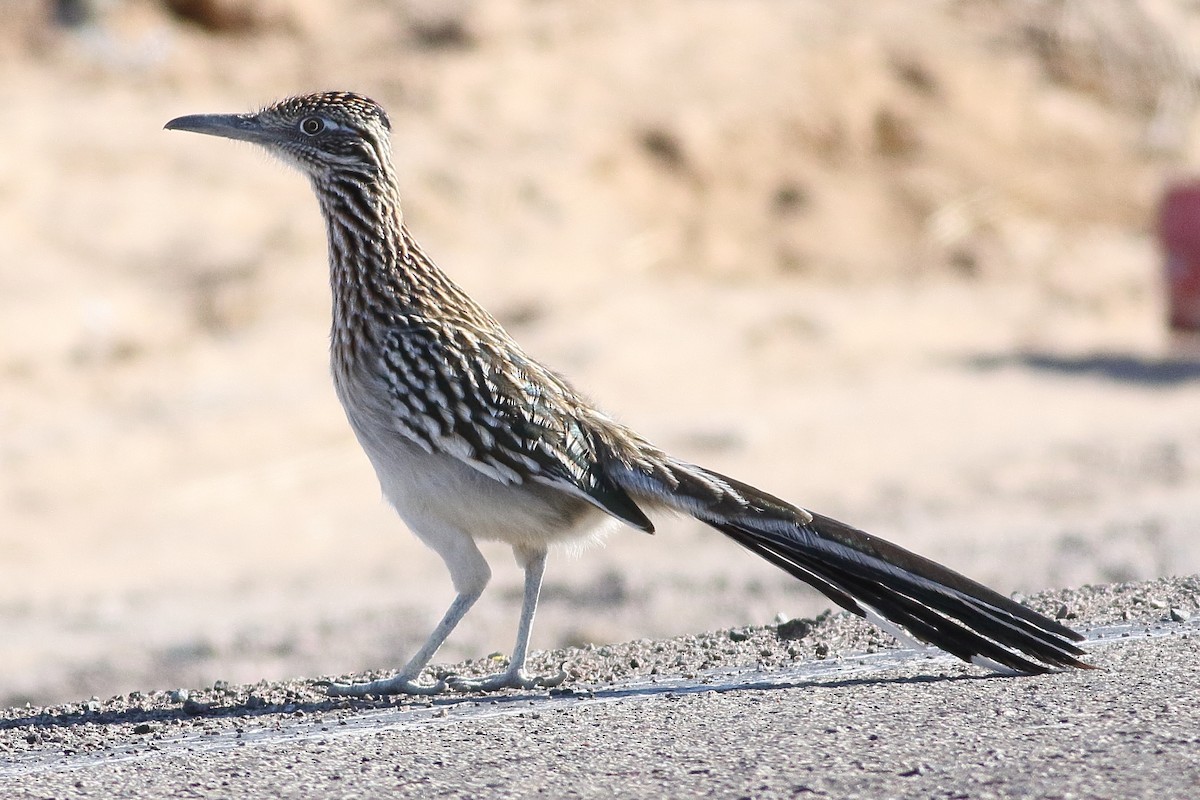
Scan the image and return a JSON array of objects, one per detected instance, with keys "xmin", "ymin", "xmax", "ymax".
[{"xmin": 380, "ymin": 323, "xmax": 654, "ymax": 533}]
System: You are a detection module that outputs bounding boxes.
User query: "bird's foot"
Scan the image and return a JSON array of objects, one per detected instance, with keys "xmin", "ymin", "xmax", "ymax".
[
  {"xmin": 446, "ymin": 664, "xmax": 568, "ymax": 693},
  {"xmin": 319, "ymin": 674, "xmax": 447, "ymax": 697}
]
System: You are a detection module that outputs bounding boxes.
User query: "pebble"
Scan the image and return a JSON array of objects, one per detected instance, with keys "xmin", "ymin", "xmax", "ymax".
[
  {"xmin": 728, "ymin": 627, "xmax": 752, "ymax": 642},
  {"xmin": 776, "ymin": 618, "xmax": 814, "ymax": 641},
  {"xmin": 1169, "ymin": 608, "xmax": 1190, "ymax": 623}
]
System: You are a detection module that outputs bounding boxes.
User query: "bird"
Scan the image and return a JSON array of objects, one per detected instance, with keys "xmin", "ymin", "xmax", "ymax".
[{"xmin": 164, "ymin": 91, "xmax": 1090, "ymax": 695}]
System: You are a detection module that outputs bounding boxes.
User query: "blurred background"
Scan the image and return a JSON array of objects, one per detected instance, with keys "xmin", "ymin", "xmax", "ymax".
[{"xmin": 2, "ymin": 0, "xmax": 1200, "ymax": 706}]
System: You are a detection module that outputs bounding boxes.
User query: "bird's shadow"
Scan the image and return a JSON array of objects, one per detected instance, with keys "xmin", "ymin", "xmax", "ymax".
[{"xmin": 0, "ymin": 668, "xmax": 992, "ymax": 735}]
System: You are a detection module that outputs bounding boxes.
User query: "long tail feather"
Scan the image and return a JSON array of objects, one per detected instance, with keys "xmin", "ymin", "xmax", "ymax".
[{"xmin": 617, "ymin": 458, "xmax": 1090, "ymax": 674}]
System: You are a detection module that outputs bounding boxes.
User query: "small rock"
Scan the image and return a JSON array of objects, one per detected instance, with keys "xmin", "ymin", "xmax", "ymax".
[
  {"xmin": 1054, "ymin": 603, "xmax": 1076, "ymax": 620},
  {"xmin": 1149, "ymin": 598, "xmax": 1168, "ymax": 609},
  {"xmin": 169, "ymin": 689, "xmax": 190, "ymax": 703},
  {"xmin": 777, "ymin": 617, "xmax": 814, "ymax": 641},
  {"xmin": 728, "ymin": 627, "xmax": 753, "ymax": 642},
  {"xmin": 1169, "ymin": 608, "xmax": 1191, "ymax": 623},
  {"xmin": 133, "ymin": 723, "xmax": 153, "ymax": 735}
]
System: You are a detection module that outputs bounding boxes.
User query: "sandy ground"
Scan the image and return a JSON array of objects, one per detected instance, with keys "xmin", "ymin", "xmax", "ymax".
[{"xmin": 2, "ymin": 0, "xmax": 1200, "ymax": 707}]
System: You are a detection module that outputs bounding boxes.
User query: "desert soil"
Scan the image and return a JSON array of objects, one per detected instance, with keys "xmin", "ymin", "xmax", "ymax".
[{"xmin": 1, "ymin": 0, "xmax": 1199, "ymax": 708}]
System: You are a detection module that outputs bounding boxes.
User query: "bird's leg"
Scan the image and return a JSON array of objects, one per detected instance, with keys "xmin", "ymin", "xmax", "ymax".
[
  {"xmin": 324, "ymin": 587, "xmax": 485, "ymax": 696},
  {"xmin": 324, "ymin": 532, "xmax": 494, "ymax": 697},
  {"xmin": 447, "ymin": 547, "xmax": 566, "ymax": 692}
]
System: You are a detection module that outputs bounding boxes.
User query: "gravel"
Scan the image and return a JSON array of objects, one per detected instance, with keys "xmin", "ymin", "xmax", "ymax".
[{"xmin": 2, "ymin": 575, "xmax": 1197, "ymax": 781}]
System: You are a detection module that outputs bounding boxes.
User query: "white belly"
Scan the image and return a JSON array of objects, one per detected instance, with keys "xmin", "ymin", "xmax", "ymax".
[
  {"xmin": 365, "ymin": 430, "xmax": 619, "ymax": 550},
  {"xmin": 333, "ymin": 359, "xmax": 626, "ymax": 555}
]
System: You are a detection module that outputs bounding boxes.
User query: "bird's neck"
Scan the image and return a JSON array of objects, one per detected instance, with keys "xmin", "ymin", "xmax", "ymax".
[{"xmin": 315, "ymin": 171, "xmax": 497, "ymax": 356}]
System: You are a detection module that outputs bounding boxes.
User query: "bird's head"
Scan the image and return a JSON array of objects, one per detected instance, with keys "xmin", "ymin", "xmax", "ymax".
[{"xmin": 165, "ymin": 91, "xmax": 393, "ymax": 179}]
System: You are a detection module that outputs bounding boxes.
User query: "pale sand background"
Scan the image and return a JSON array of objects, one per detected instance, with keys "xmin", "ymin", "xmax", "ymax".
[{"xmin": 2, "ymin": 0, "xmax": 1200, "ymax": 706}]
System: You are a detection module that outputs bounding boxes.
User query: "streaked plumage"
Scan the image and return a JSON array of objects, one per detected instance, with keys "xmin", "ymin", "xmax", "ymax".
[{"xmin": 165, "ymin": 92, "xmax": 1089, "ymax": 695}]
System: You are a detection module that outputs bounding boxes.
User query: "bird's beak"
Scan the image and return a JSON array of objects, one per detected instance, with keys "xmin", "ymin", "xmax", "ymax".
[{"xmin": 164, "ymin": 112, "xmax": 272, "ymax": 145}]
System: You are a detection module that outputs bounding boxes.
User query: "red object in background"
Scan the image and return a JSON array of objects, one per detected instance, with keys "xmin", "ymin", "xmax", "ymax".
[{"xmin": 1160, "ymin": 183, "xmax": 1200, "ymax": 331}]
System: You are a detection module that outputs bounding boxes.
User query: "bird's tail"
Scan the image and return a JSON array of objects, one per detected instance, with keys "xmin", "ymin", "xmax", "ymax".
[{"xmin": 615, "ymin": 457, "xmax": 1090, "ymax": 674}]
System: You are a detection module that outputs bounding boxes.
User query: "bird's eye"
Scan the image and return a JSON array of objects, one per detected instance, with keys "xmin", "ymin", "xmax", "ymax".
[{"xmin": 300, "ymin": 116, "xmax": 326, "ymax": 136}]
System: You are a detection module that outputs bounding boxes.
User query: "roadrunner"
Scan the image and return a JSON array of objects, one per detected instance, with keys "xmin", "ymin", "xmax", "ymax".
[{"xmin": 165, "ymin": 92, "xmax": 1089, "ymax": 695}]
